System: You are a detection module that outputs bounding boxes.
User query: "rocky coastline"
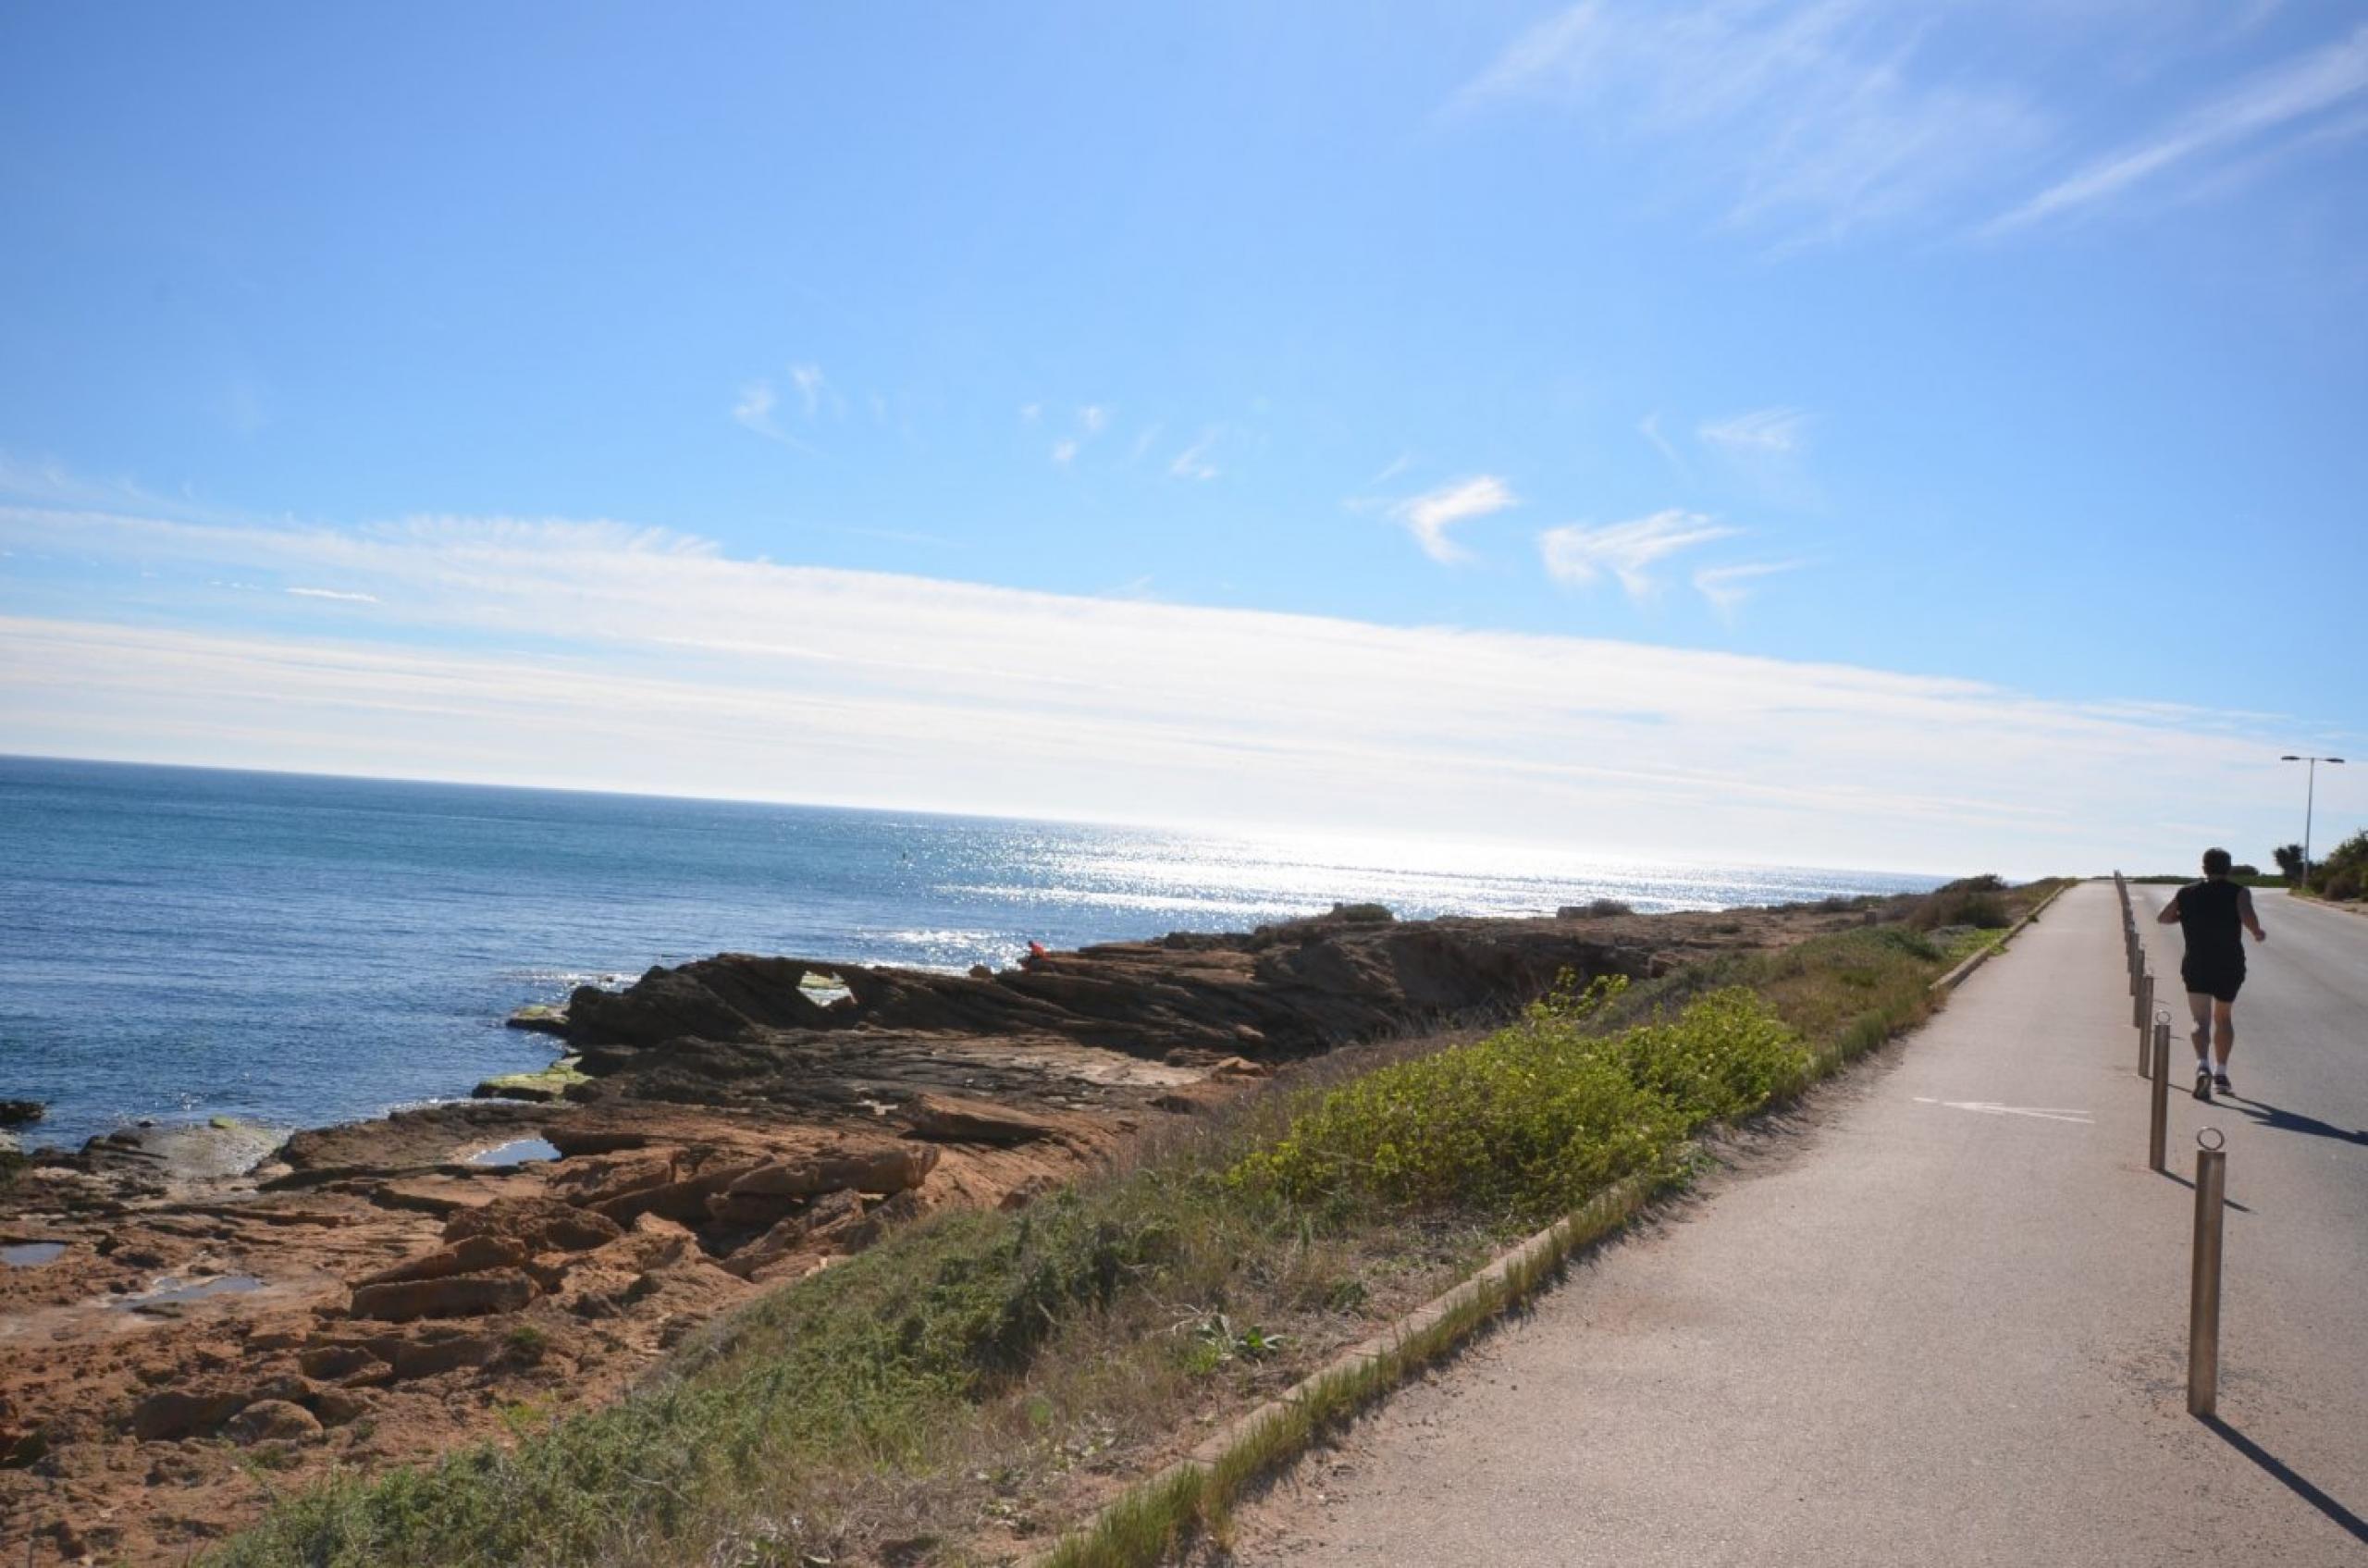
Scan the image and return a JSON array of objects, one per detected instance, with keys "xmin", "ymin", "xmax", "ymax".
[{"xmin": 0, "ymin": 896, "xmax": 1881, "ymax": 1562}]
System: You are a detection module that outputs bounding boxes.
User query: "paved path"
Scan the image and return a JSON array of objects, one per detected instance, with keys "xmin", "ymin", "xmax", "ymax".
[{"xmin": 1227, "ymin": 883, "xmax": 2368, "ymax": 1566}]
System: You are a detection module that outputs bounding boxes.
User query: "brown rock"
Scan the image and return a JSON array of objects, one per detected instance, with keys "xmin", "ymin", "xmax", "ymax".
[
  {"xmin": 547, "ymin": 1152, "xmax": 674, "ymax": 1207},
  {"xmin": 349, "ymin": 1268, "xmax": 537, "ymax": 1323},
  {"xmin": 808, "ymin": 1189, "xmax": 923, "ymax": 1254},
  {"xmin": 223, "ymin": 1400, "xmax": 321, "ymax": 1445},
  {"xmin": 311, "ymin": 1386, "xmax": 375, "ymax": 1426},
  {"xmin": 722, "ymin": 1142, "xmax": 940, "ymax": 1200},
  {"xmin": 297, "ymin": 1344, "xmax": 384, "ymax": 1380},
  {"xmin": 898, "ymin": 1094, "xmax": 1062, "ymax": 1144},
  {"xmin": 997, "ymin": 1176, "xmax": 1059, "ymax": 1212},
  {"xmin": 719, "ymin": 1212, "xmax": 811, "ymax": 1278},
  {"xmin": 441, "ymin": 1196, "xmax": 623, "ymax": 1254},
  {"xmin": 130, "ymin": 1389, "xmax": 249, "ymax": 1442},
  {"xmin": 377, "ymin": 1328, "xmax": 502, "ymax": 1380},
  {"xmin": 1208, "ymin": 1055, "xmax": 1272, "ymax": 1079},
  {"xmin": 697, "ymin": 1142, "xmax": 936, "ymax": 1227},
  {"xmin": 588, "ymin": 1168, "xmax": 739, "ymax": 1226},
  {"xmin": 355, "ymin": 1232, "xmax": 529, "ymax": 1289},
  {"xmin": 244, "ymin": 1373, "xmax": 320, "ymax": 1406}
]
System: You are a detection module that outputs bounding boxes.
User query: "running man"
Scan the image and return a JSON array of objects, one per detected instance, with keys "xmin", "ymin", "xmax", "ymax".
[{"xmin": 2155, "ymin": 846, "xmax": 2267, "ymax": 1102}]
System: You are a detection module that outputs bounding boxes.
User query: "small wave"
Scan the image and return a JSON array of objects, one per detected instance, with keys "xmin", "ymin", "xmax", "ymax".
[
  {"xmin": 497, "ymin": 968, "xmax": 637, "ymax": 990},
  {"xmin": 938, "ymin": 884, "xmax": 1319, "ymax": 920}
]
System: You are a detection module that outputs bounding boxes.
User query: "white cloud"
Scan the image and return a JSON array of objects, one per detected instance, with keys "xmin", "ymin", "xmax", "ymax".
[
  {"xmin": 789, "ymin": 363, "xmax": 830, "ymax": 418},
  {"xmin": 732, "ymin": 381, "xmax": 778, "ymax": 433},
  {"xmin": 1169, "ymin": 430, "xmax": 1221, "ymax": 482},
  {"xmin": 1019, "ymin": 402, "xmax": 1042, "ymax": 424},
  {"xmin": 1692, "ymin": 560, "xmax": 1803, "ymax": 614},
  {"xmin": 1698, "ymin": 407, "xmax": 1809, "ymax": 454},
  {"xmin": 1539, "ymin": 510, "xmax": 1739, "ymax": 598},
  {"xmin": 731, "ymin": 381, "xmax": 820, "ymax": 452},
  {"xmin": 1638, "ymin": 414, "xmax": 1684, "ymax": 472},
  {"xmin": 1079, "ymin": 405, "xmax": 1110, "ymax": 435},
  {"xmin": 0, "ymin": 504, "xmax": 2331, "ymax": 872},
  {"xmin": 1051, "ymin": 438, "xmax": 1079, "ymax": 465},
  {"xmin": 285, "ymin": 586, "xmax": 379, "ymax": 604},
  {"xmin": 1391, "ymin": 475, "xmax": 1518, "ymax": 563},
  {"xmin": 1985, "ymin": 23, "xmax": 2368, "ymax": 233},
  {"xmin": 1128, "ymin": 424, "xmax": 1164, "ymax": 463},
  {"xmin": 1454, "ymin": 0, "xmax": 2047, "ymax": 242}
]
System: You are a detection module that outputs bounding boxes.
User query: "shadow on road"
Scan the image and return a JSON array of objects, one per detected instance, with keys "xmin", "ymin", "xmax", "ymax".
[
  {"xmin": 2200, "ymin": 1415, "xmax": 2368, "ymax": 1547},
  {"xmin": 2157, "ymin": 1168, "xmax": 2253, "ymax": 1214},
  {"xmin": 2220, "ymin": 1096, "xmax": 2368, "ymax": 1149}
]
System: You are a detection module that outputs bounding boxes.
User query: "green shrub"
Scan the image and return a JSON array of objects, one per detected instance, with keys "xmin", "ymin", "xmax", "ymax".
[
  {"xmin": 1606, "ymin": 987, "xmax": 1813, "ymax": 1124},
  {"xmin": 1907, "ymin": 875, "xmax": 2013, "ymax": 932},
  {"xmin": 1230, "ymin": 984, "xmax": 1807, "ymax": 1226},
  {"xmin": 2308, "ymin": 830, "xmax": 2368, "ymax": 902},
  {"xmin": 1558, "ymin": 897, "xmax": 1634, "ymax": 919}
]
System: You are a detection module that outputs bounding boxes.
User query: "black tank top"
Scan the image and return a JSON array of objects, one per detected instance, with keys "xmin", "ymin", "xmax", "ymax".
[{"xmin": 2177, "ymin": 880, "xmax": 2245, "ymax": 967}]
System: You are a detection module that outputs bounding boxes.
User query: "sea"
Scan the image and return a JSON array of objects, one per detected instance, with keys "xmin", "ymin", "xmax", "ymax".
[{"xmin": 0, "ymin": 756, "xmax": 1944, "ymax": 1149}]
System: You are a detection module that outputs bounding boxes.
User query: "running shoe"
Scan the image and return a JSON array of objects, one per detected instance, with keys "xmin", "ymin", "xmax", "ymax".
[
  {"xmin": 2193, "ymin": 1066, "xmax": 2214, "ymax": 1102},
  {"xmin": 2214, "ymin": 1071, "xmax": 2234, "ymax": 1098}
]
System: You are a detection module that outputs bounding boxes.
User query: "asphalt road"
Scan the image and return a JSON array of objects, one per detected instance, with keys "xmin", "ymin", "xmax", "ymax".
[{"xmin": 1225, "ymin": 883, "xmax": 2368, "ymax": 1566}]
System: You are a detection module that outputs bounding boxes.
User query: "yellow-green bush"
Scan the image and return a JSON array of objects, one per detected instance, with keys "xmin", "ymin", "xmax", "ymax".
[{"xmin": 1232, "ymin": 982, "xmax": 1808, "ymax": 1225}]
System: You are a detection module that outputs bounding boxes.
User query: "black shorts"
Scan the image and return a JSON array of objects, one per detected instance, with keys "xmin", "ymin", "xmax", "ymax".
[{"xmin": 2181, "ymin": 959, "xmax": 2245, "ymax": 1005}]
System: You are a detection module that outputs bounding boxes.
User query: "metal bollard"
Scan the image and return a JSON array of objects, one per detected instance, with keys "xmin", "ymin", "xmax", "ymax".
[
  {"xmin": 2189, "ymin": 1130, "xmax": 2226, "ymax": 1418},
  {"xmin": 2148, "ymin": 1018, "xmax": 2170, "ymax": 1171}
]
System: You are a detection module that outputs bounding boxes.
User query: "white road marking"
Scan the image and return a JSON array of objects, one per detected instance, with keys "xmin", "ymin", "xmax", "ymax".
[{"xmin": 1912, "ymin": 1096, "xmax": 2094, "ymax": 1125}]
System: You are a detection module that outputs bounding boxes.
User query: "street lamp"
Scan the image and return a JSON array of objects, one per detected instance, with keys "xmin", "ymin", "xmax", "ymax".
[{"xmin": 2279, "ymin": 754, "xmax": 2346, "ymax": 885}]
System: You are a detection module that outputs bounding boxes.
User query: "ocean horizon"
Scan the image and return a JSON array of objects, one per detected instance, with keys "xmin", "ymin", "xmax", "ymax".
[{"xmin": 0, "ymin": 754, "xmax": 1947, "ymax": 1148}]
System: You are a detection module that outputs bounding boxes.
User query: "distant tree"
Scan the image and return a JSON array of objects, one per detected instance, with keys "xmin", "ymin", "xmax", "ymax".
[
  {"xmin": 2311, "ymin": 830, "xmax": 2368, "ymax": 902},
  {"xmin": 2231, "ymin": 863, "xmax": 2260, "ymax": 879},
  {"xmin": 2272, "ymin": 843, "xmax": 2306, "ymax": 880}
]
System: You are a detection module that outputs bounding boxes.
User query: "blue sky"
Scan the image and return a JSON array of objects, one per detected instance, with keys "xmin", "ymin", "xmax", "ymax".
[{"xmin": 2, "ymin": 1, "xmax": 2362, "ymax": 875}]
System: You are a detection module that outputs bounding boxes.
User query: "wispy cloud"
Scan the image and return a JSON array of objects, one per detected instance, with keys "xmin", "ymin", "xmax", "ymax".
[
  {"xmin": 285, "ymin": 586, "xmax": 379, "ymax": 604},
  {"xmin": 1984, "ymin": 23, "xmax": 2368, "ymax": 234},
  {"xmin": 0, "ymin": 505, "xmax": 2321, "ymax": 871},
  {"xmin": 1539, "ymin": 510, "xmax": 1739, "ymax": 598},
  {"xmin": 1453, "ymin": 0, "xmax": 2046, "ymax": 243},
  {"xmin": 1019, "ymin": 402, "xmax": 1042, "ymax": 424},
  {"xmin": 732, "ymin": 381, "xmax": 779, "ymax": 434},
  {"xmin": 0, "ymin": 452, "xmax": 243, "ymax": 525},
  {"xmin": 1390, "ymin": 476, "xmax": 1518, "ymax": 563},
  {"xmin": 1698, "ymin": 407, "xmax": 1810, "ymax": 455},
  {"xmin": 1169, "ymin": 430, "xmax": 1222, "ymax": 482},
  {"xmin": 1692, "ymin": 560, "xmax": 1803, "ymax": 615},
  {"xmin": 1050, "ymin": 405, "xmax": 1112, "ymax": 464},
  {"xmin": 1637, "ymin": 414, "xmax": 1684, "ymax": 474},
  {"xmin": 731, "ymin": 381, "xmax": 818, "ymax": 452},
  {"xmin": 788, "ymin": 363, "xmax": 832, "ymax": 418}
]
